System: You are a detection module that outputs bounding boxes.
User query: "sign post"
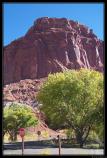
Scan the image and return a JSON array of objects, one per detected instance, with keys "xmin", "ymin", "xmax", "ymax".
[
  {"xmin": 57, "ymin": 135, "xmax": 61, "ymax": 156},
  {"xmin": 22, "ymin": 136, "xmax": 24, "ymax": 155},
  {"xmin": 19, "ymin": 128, "xmax": 25, "ymax": 155},
  {"xmin": 37, "ymin": 130, "xmax": 41, "ymax": 141}
]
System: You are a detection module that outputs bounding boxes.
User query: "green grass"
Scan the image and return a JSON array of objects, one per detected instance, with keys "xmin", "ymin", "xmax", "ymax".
[{"xmin": 84, "ymin": 143, "xmax": 100, "ymax": 149}]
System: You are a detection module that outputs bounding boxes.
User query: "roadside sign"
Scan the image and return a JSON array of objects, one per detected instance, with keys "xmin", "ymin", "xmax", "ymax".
[
  {"xmin": 19, "ymin": 128, "xmax": 25, "ymax": 138},
  {"xmin": 18, "ymin": 128, "xmax": 25, "ymax": 155}
]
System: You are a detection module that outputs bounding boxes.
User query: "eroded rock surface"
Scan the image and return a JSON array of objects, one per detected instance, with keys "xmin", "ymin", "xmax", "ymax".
[
  {"xmin": 4, "ymin": 17, "xmax": 104, "ymax": 85},
  {"xmin": 3, "ymin": 78, "xmax": 46, "ymax": 107}
]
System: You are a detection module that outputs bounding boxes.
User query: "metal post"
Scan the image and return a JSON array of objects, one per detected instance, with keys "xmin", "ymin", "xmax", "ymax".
[
  {"xmin": 22, "ymin": 137, "xmax": 24, "ymax": 155},
  {"xmin": 58, "ymin": 135, "xmax": 61, "ymax": 156}
]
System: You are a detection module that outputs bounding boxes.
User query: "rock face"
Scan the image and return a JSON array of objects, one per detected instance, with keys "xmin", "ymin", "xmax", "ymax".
[
  {"xmin": 3, "ymin": 17, "xmax": 104, "ymax": 85},
  {"xmin": 3, "ymin": 78, "xmax": 46, "ymax": 107}
]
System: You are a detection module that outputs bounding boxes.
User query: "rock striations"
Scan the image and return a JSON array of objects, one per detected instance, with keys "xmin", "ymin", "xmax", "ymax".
[{"xmin": 4, "ymin": 17, "xmax": 104, "ymax": 85}]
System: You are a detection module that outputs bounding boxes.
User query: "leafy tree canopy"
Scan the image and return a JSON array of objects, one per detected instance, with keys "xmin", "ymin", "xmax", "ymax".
[
  {"xmin": 3, "ymin": 102, "xmax": 38, "ymax": 141},
  {"xmin": 37, "ymin": 69, "xmax": 104, "ymax": 147}
]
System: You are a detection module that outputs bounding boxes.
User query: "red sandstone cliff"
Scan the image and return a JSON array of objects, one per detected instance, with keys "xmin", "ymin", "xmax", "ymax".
[{"xmin": 3, "ymin": 17, "xmax": 104, "ymax": 85}]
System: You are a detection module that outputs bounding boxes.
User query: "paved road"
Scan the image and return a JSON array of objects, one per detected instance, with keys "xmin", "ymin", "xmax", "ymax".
[{"xmin": 3, "ymin": 148, "xmax": 104, "ymax": 155}]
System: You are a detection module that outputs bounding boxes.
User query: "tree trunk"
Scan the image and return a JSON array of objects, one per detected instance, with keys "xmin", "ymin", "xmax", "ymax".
[
  {"xmin": 13, "ymin": 132, "xmax": 17, "ymax": 141},
  {"xmin": 75, "ymin": 126, "xmax": 91, "ymax": 148},
  {"xmin": 75, "ymin": 131, "xmax": 84, "ymax": 148},
  {"xmin": 3, "ymin": 131, "xmax": 5, "ymax": 137},
  {"xmin": 9, "ymin": 131, "xmax": 17, "ymax": 141},
  {"xmin": 80, "ymin": 141, "xmax": 84, "ymax": 148}
]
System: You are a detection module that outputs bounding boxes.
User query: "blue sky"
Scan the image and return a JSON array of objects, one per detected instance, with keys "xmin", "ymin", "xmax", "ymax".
[{"xmin": 3, "ymin": 3, "xmax": 104, "ymax": 46}]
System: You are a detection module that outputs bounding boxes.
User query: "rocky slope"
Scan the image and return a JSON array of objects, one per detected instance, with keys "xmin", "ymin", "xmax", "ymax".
[
  {"xmin": 3, "ymin": 17, "xmax": 103, "ymax": 85},
  {"xmin": 3, "ymin": 78, "xmax": 46, "ymax": 107}
]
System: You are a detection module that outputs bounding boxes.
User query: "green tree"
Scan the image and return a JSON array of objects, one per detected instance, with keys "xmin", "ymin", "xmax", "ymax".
[
  {"xmin": 3, "ymin": 102, "xmax": 38, "ymax": 141},
  {"xmin": 37, "ymin": 69, "xmax": 104, "ymax": 147},
  {"xmin": 91, "ymin": 122, "xmax": 104, "ymax": 145}
]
